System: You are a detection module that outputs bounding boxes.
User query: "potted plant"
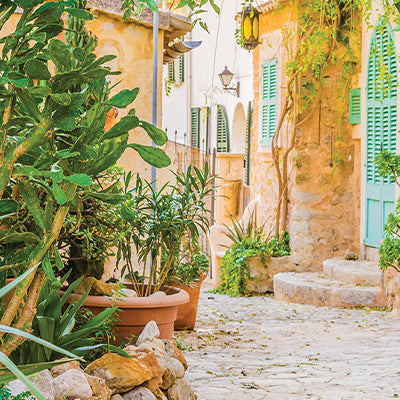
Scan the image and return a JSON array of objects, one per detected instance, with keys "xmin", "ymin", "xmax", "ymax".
[{"xmin": 59, "ymin": 164, "xmax": 214, "ymax": 340}]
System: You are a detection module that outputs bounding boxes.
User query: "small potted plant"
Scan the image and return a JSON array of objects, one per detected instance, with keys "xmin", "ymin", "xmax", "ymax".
[{"xmin": 59, "ymin": 164, "xmax": 214, "ymax": 340}]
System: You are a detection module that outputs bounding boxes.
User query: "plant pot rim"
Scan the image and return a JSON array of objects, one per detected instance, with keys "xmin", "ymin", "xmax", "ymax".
[{"xmin": 59, "ymin": 285, "xmax": 189, "ymax": 309}]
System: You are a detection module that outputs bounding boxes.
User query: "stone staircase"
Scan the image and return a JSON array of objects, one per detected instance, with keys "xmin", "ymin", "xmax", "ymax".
[{"xmin": 273, "ymin": 258, "xmax": 386, "ymax": 308}]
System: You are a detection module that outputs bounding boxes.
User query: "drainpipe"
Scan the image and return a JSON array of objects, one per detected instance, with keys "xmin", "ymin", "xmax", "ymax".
[
  {"xmin": 186, "ymin": 30, "xmax": 192, "ymax": 154},
  {"xmin": 151, "ymin": 10, "xmax": 158, "ymax": 190}
]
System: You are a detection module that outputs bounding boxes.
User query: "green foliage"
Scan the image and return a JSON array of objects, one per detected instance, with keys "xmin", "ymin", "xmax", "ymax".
[
  {"xmin": 217, "ymin": 213, "xmax": 290, "ymax": 296},
  {"xmin": 120, "ymin": 164, "xmax": 214, "ymax": 296},
  {"xmin": 17, "ymin": 277, "xmax": 119, "ymax": 364},
  {"xmin": 0, "ymin": 387, "xmax": 33, "ymax": 400},
  {"xmin": 376, "ymin": 150, "xmax": 400, "ymax": 272}
]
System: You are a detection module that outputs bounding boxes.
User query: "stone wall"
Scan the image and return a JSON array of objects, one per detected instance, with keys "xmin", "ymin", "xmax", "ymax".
[{"xmin": 250, "ymin": 4, "xmax": 362, "ymax": 270}]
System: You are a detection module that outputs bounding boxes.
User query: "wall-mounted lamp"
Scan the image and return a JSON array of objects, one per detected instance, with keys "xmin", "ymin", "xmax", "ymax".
[
  {"xmin": 241, "ymin": 5, "xmax": 260, "ymax": 51},
  {"xmin": 218, "ymin": 66, "xmax": 240, "ymax": 97}
]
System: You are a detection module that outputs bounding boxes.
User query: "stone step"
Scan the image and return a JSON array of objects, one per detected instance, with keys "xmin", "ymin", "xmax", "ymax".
[
  {"xmin": 323, "ymin": 258, "xmax": 383, "ymax": 287},
  {"xmin": 273, "ymin": 272, "xmax": 386, "ymax": 308}
]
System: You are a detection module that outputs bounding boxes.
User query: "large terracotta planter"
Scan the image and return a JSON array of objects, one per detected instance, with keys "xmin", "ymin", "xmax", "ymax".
[
  {"xmin": 60, "ymin": 285, "xmax": 189, "ymax": 341},
  {"xmin": 174, "ymin": 274, "xmax": 207, "ymax": 331}
]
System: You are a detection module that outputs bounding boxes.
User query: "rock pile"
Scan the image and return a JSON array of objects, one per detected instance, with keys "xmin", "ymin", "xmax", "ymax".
[{"xmin": 7, "ymin": 321, "xmax": 196, "ymax": 400}]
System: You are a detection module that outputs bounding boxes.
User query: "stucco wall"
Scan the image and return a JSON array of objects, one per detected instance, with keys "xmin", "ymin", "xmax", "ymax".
[{"xmin": 250, "ymin": 4, "xmax": 362, "ymax": 270}]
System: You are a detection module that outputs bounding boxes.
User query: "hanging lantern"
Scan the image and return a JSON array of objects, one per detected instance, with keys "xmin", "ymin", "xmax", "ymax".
[{"xmin": 241, "ymin": 5, "xmax": 260, "ymax": 51}]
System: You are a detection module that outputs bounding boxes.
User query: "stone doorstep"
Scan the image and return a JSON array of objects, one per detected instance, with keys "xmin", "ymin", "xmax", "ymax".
[
  {"xmin": 273, "ymin": 272, "xmax": 386, "ymax": 308},
  {"xmin": 323, "ymin": 258, "xmax": 383, "ymax": 287}
]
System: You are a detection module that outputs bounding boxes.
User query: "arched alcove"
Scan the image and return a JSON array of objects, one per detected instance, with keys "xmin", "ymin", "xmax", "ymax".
[{"xmin": 231, "ymin": 102, "xmax": 246, "ymax": 153}]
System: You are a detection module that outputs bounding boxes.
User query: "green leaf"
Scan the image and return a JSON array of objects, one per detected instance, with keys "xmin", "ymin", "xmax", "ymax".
[
  {"xmin": 54, "ymin": 116, "xmax": 77, "ymax": 132},
  {"xmin": 13, "ymin": 86, "xmax": 42, "ymax": 122},
  {"xmin": 73, "ymin": 47, "xmax": 86, "ymax": 62},
  {"xmin": 37, "ymin": 316, "xmax": 55, "ymax": 359},
  {"xmin": 53, "ymin": 245, "xmax": 64, "ymax": 271},
  {"xmin": 42, "ymin": 254, "xmax": 56, "ymax": 282},
  {"xmin": 0, "ymin": 353, "xmax": 47, "ymax": 400},
  {"xmin": 128, "ymin": 144, "xmax": 171, "ymax": 168},
  {"xmin": 140, "ymin": 120, "xmax": 168, "ymax": 146},
  {"xmin": 105, "ymin": 88, "xmax": 139, "ymax": 108},
  {"xmin": 121, "ymin": 203, "xmax": 135, "ymax": 222},
  {"xmin": 103, "ymin": 115, "xmax": 140, "ymax": 140},
  {"xmin": 64, "ymin": 174, "xmax": 92, "ymax": 186},
  {"xmin": 17, "ymin": 180, "xmax": 46, "ymax": 231},
  {"xmin": 0, "ymin": 199, "xmax": 18, "ymax": 219},
  {"xmin": 66, "ymin": 7, "xmax": 94, "ymax": 20},
  {"xmin": 28, "ymin": 85, "xmax": 51, "ymax": 98},
  {"xmin": 0, "ymin": 325, "xmax": 84, "ymax": 361},
  {"xmin": 88, "ymin": 192, "xmax": 128, "ymax": 205},
  {"xmin": 52, "ymin": 182, "xmax": 67, "ymax": 205},
  {"xmin": 24, "ymin": 59, "xmax": 51, "ymax": 80},
  {"xmin": 0, "ymin": 264, "xmax": 39, "ymax": 299},
  {"xmin": 14, "ymin": 0, "xmax": 43, "ymax": 8},
  {"xmin": 51, "ymin": 93, "xmax": 71, "ymax": 106},
  {"xmin": 48, "ymin": 39, "xmax": 71, "ymax": 71}
]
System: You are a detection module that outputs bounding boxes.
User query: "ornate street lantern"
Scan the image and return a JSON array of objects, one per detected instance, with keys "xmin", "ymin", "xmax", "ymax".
[
  {"xmin": 241, "ymin": 5, "xmax": 260, "ymax": 51},
  {"xmin": 218, "ymin": 66, "xmax": 240, "ymax": 97}
]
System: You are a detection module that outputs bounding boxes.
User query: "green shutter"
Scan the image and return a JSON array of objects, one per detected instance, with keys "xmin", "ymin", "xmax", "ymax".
[
  {"xmin": 205, "ymin": 106, "xmax": 210, "ymax": 153},
  {"xmin": 245, "ymin": 101, "xmax": 252, "ymax": 186},
  {"xmin": 261, "ymin": 58, "xmax": 277, "ymax": 147},
  {"xmin": 216, "ymin": 105, "xmax": 230, "ymax": 152},
  {"xmin": 168, "ymin": 61, "xmax": 175, "ymax": 82},
  {"xmin": 178, "ymin": 55, "xmax": 184, "ymax": 83},
  {"xmin": 349, "ymin": 88, "xmax": 361, "ymax": 124},
  {"xmin": 191, "ymin": 107, "xmax": 200, "ymax": 148},
  {"xmin": 365, "ymin": 21, "xmax": 397, "ymax": 248}
]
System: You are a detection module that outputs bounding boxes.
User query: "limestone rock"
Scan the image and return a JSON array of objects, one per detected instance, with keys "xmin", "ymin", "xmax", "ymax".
[
  {"xmin": 120, "ymin": 288, "xmax": 138, "ymax": 297},
  {"xmin": 154, "ymin": 389, "xmax": 168, "ymax": 400},
  {"xmin": 51, "ymin": 360, "xmax": 82, "ymax": 377},
  {"xmin": 136, "ymin": 321, "xmax": 160, "ymax": 345},
  {"xmin": 85, "ymin": 353, "xmax": 153, "ymax": 394},
  {"xmin": 167, "ymin": 379, "xmax": 197, "ymax": 400},
  {"xmin": 122, "ymin": 387, "xmax": 156, "ymax": 400},
  {"xmin": 111, "ymin": 395, "xmax": 124, "ymax": 400},
  {"xmin": 138, "ymin": 339, "xmax": 169, "ymax": 374},
  {"xmin": 170, "ymin": 358, "xmax": 185, "ymax": 379},
  {"xmin": 8, "ymin": 369, "xmax": 54, "ymax": 400},
  {"xmin": 85, "ymin": 373, "xmax": 112, "ymax": 400},
  {"xmin": 160, "ymin": 365, "xmax": 176, "ymax": 391},
  {"xmin": 53, "ymin": 369, "xmax": 92, "ymax": 400},
  {"xmin": 74, "ymin": 276, "xmax": 119, "ymax": 296},
  {"xmin": 124, "ymin": 347, "xmax": 162, "ymax": 393},
  {"xmin": 149, "ymin": 291, "xmax": 166, "ymax": 298},
  {"xmin": 162, "ymin": 340, "xmax": 188, "ymax": 371},
  {"xmin": 344, "ymin": 249, "xmax": 358, "ymax": 261}
]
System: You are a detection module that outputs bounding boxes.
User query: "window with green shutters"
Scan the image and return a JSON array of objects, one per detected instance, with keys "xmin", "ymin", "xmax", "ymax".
[
  {"xmin": 365, "ymin": 21, "xmax": 397, "ymax": 248},
  {"xmin": 191, "ymin": 108, "xmax": 200, "ymax": 148},
  {"xmin": 261, "ymin": 58, "xmax": 277, "ymax": 147},
  {"xmin": 349, "ymin": 88, "xmax": 361, "ymax": 124},
  {"xmin": 216, "ymin": 105, "xmax": 230, "ymax": 152}
]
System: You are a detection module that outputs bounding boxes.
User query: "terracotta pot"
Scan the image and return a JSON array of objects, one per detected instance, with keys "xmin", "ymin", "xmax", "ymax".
[
  {"xmin": 59, "ymin": 284, "xmax": 189, "ymax": 342},
  {"xmin": 174, "ymin": 274, "xmax": 207, "ymax": 331}
]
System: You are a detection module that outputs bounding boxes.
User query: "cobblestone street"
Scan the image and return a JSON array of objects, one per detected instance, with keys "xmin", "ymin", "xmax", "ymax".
[{"xmin": 178, "ymin": 283, "xmax": 400, "ymax": 400}]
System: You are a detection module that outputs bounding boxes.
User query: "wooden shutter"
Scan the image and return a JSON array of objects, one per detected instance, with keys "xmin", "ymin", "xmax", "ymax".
[
  {"xmin": 261, "ymin": 58, "xmax": 277, "ymax": 147},
  {"xmin": 365, "ymin": 21, "xmax": 397, "ymax": 247},
  {"xmin": 191, "ymin": 108, "xmax": 200, "ymax": 148},
  {"xmin": 217, "ymin": 105, "xmax": 230, "ymax": 152},
  {"xmin": 349, "ymin": 89, "xmax": 361, "ymax": 124},
  {"xmin": 178, "ymin": 55, "xmax": 184, "ymax": 83},
  {"xmin": 168, "ymin": 61, "xmax": 175, "ymax": 82},
  {"xmin": 245, "ymin": 101, "xmax": 252, "ymax": 186}
]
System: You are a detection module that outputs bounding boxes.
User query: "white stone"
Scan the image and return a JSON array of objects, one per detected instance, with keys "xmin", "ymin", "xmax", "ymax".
[
  {"xmin": 122, "ymin": 387, "xmax": 156, "ymax": 400},
  {"xmin": 53, "ymin": 369, "xmax": 92, "ymax": 400},
  {"xmin": 170, "ymin": 358, "xmax": 185, "ymax": 379},
  {"xmin": 8, "ymin": 369, "xmax": 54, "ymax": 400},
  {"xmin": 167, "ymin": 378, "xmax": 197, "ymax": 400},
  {"xmin": 149, "ymin": 291, "xmax": 167, "ymax": 297},
  {"xmin": 111, "ymin": 395, "xmax": 124, "ymax": 400},
  {"xmin": 136, "ymin": 320, "xmax": 160, "ymax": 345}
]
